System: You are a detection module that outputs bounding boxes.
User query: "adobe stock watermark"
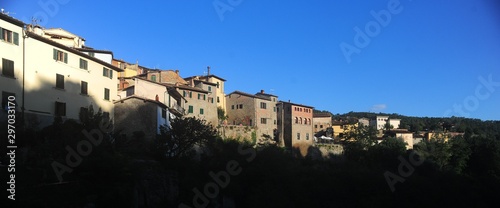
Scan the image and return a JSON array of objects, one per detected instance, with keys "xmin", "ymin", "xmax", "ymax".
[
  {"xmin": 21, "ymin": 0, "xmax": 71, "ymax": 26},
  {"xmin": 340, "ymin": 0, "xmax": 413, "ymax": 63},
  {"xmin": 384, "ymin": 151, "xmax": 425, "ymax": 192},
  {"xmin": 213, "ymin": 0, "xmax": 243, "ymax": 21},
  {"xmin": 178, "ymin": 143, "xmax": 256, "ymax": 208},
  {"xmin": 443, "ymin": 74, "xmax": 500, "ymax": 117},
  {"xmin": 50, "ymin": 119, "xmax": 113, "ymax": 182}
]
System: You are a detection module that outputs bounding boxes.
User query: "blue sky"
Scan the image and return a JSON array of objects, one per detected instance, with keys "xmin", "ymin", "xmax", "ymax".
[{"xmin": 3, "ymin": 0, "xmax": 500, "ymax": 120}]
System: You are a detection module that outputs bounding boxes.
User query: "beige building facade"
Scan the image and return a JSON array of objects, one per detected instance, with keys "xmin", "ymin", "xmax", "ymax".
[
  {"xmin": 277, "ymin": 101, "xmax": 314, "ymax": 152},
  {"xmin": 225, "ymin": 90, "xmax": 278, "ymax": 140},
  {"xmin": 1, "ymin": 14, "xmax": 122, "ymax": 127}
]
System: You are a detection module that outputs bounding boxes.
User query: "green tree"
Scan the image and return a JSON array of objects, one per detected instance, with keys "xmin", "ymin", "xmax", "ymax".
[
  {"xmin": 343, "ymin": 125, "xmax": 378, "ymax": 162},
  {"xmin": 217, "ymin": 106, "xmax": 228, "ymax": 124},
  {"xmin": 156, "ymin": 117, "xmax": 217, "ymax": 159},
  {"xmin": 448, "ymin": 136, "xmax": 471, "ymax": 174}
]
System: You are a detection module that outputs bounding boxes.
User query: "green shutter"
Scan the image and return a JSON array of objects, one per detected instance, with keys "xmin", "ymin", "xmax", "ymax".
[
  {"xmin": 0, "ymin": 28, "xmax": 3, "ymax": 40},
  {"xmin": 53, "ymin": 49, "xmax": 57, "ymax": 60},
  {"xmin": 109, "ymin": 70, "xmax": 113, "ymax": 79},
  {"xmin": 13, "ymin": 32, "xmax": 19, "ymax": 45},
  {"xmin": 63, "ymin": 52, "xmax": 68, "ymax": 63},
  {"xmin": 103, "ymin": 68, "xmax": 106, "ymax": 76}
]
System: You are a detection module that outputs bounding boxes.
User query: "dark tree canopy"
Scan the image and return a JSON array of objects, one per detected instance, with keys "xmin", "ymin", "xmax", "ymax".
[{"xmin": 156, "ymin": 117, "xmax": 217, "ymax": 159}]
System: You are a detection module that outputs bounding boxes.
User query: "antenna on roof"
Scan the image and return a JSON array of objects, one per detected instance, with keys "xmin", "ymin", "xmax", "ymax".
[
  {"xmin": 1, "ymin": 8, "xmax": 16, "ymax": 16},
  {"xmin": 31, "ymin": 17, "xmax": 41, "ymax": 26},
  {"xmin": 207, "ymin": 66, "xmax": 211, "ymax": 76}
]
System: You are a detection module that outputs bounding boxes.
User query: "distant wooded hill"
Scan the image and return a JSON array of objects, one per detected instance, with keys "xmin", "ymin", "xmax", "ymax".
[{"xmin": 314, "ymin": 110, "xmax": 500, "ymax": 140}]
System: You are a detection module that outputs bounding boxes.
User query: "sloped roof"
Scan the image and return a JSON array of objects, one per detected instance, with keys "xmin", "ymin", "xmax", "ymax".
[
  {"xmin": 26, "ymin": 31, "xmax": 123, "ymax": 72},
  {"xmin": 228, "ymin": 90, "xmax": 272, "ymax": 101}
]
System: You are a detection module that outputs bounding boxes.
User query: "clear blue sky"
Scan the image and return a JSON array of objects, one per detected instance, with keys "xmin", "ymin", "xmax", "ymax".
[{"xmin": 4, "ymin": 0, "xmax": 500, "ymax": 120}]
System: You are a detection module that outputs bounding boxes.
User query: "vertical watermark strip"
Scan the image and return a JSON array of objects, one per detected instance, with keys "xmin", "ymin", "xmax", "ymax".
[{"xmin": 6, "ymin": 95, "xmax": 17, "ymax": 200}]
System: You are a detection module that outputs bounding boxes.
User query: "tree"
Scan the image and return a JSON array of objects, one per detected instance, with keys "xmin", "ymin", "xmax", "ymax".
[
  {"xmin": 217, "ymin": 106, "xmax": 228, "ymax": 125},
  {"xmin": 156, "ymin": 117, "xmax": 217, "ymax": 159},
  {"xmin": 343, "ymin": 124, "xmax": 378, "ymax": 162}
]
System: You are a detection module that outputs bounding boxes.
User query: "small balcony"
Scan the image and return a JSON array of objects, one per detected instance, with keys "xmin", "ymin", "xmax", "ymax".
[{"xmin": 170, "ymin": 103, "xmax": 185, "ymax": 116}]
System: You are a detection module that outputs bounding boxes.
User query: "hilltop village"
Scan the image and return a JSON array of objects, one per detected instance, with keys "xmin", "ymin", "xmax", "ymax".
[{"xmin": 1, "ymin": 13, "xmax": 467, "ymax": 155}]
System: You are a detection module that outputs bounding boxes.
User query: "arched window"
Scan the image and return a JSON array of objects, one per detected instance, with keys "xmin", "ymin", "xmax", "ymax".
[
  {"xmin": 308, "ymin": 118, "xmax": 311, "ymax": 125},
  {"xmin": 299, "ymin": 117, "xmax": 303, "ymax": 124},
  {"xmin": 304, "ymin": 118, "xmax": 308, "ymax": 125},
  {"xmin": 295, "ymin": 117, "xmax": 298, "ymax": 124}
]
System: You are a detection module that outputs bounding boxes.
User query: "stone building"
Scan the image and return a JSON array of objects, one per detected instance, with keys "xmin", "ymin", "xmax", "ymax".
[
  {"xmin": 276, "ymin": 101, "xmax": 314, "ymax": 153},
  {"xmin": 313, "ymin": 112, "xmax": 332, "ymax": 134},
  {"xmin": 225, "ymin": 90, "xmax": 278, "ymax": 140}
]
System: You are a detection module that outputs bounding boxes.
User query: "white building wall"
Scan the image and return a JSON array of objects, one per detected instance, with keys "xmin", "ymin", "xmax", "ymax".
[
  {"xmin": 388, "ymin": 119, "xmax": 401, "ymax": 129},
  {"xmin": 0, "ymin": 17, "xmax": 24, "ymax": 112},
  {"xmin": 23, "ymin": 35, "xmax": 118, "ymax": 125}
]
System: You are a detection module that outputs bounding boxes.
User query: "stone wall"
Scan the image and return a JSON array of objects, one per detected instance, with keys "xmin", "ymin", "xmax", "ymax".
[{"xmin": 218, "ymin": 125, "xmax": 257, "ymax": 143}]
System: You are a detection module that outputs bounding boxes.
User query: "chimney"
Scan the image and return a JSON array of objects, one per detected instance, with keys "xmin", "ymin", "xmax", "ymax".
[
  {"xmin": 207, "ymin": 66, "xmax": 210, "ymax": 76},
  {"xmin": 260, "ymin": 90, "xmax": 264, "ymax": 94},
  {"xmin": 175, "ymin": 70, "xmax": 179, "ymax": 75}
]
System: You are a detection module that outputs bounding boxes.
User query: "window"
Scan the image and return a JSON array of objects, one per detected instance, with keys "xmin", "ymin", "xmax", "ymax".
[
  {"xmin": 0, "ymin": 28, "xmax": 19, "ymax": 45},
  {"xmin": 151, "ymin": 75, "xmax": 156, "ymax": 82},
  {"xmin": 189, "ymin": 91, "xmax": 192, "ymax": 98},
  {"xmin": 295, "ymin": 117, "xmax": 298, "ymax": 124},
  {"xmin": 261, "ymin": 118, "xmax": 267, "ymax": 124},
  {"xmin": 162, "ymin": 109, "xmax": 167, "ymax": 118},
  {"xmin": 2, "ymin": 91, "xmax": 15, "ymax": 110},
  {"xmin": 239, "ymin": 104, "xmax": 243, "ymax": 109},
  {"xmin": 198, "ymin": 93, "xmax": 201, "ymax": 99},
  {"xmin": 200, "ymin": 108, "xmax": 204, "ymax": 115},
  {"xmin": 304, "ymin": 119, "xmax": 308, "ymax": 125},
  {"xmin": 315, "ymin": 125, "xmax": 318, "ymax": 128},
  {"xmin": 53, "ymin": 49, "xmax": 68, "ymax": 63},
  {"xmin": 274, "ymin": 120, "xmax": 276, "ymax": 125},
  {"xmin": 183, "ymin": 91, "xmax": 186, "ymax": 97},
  {"xmin": 320, "ymin": 125, "xmax": 323, "ymax": 128},
  {"xmin": 104, "ymin": 88, "xmax": 110, "ymax": 101},
  {"xmin": 273, "ymin": 107, "xmax": 276, "ymax": 112},
  {"xmin": 209, "ymin": 97, "xmax": 214, "ymax": 103},
  {"xmin": 81, "ymin": 81, "xmax": 88, "ymax": 95},
  {"xmin": 217, "ymin": 96, "xmax": 220, "ymax": 103},
  {"xmin": 306, "ymin": 133, "xmax": 310, "ymax": 140},
  {"xmin": 2, "ymin": 58, "xmax": 14, "ymax": 78},
  {"xmin": 249, "ymin": 119, "xmax": 252, "ymax": 126},
  {"xmin": 188, "ymin": 105, "xmax": 193, "ymax": 113},
  {"xmin": 299, "ymin": 117, "xmax": 302, "ymax": 124},
  {"xmin": 89, "ymin": 52, "xmax": 95, "ymax": 57},
  {"xmin": 217, "ymin": 82, "xmax": 220, "ymax": 88},
  {"xmin": 55, "ymin": 101, "xmax": 66, "ymax": 116},
  {"xmin": 260, "ymin": 102, "xmax": 267, "ymax": 109},
  {"xmin": 56, "ymin": 74, "xmax": 64, "ymax": 89},
  {"xmin": 79, "ymin": 59, "xmax": 88, "ymax": 70},
  {"xmin": 203, "ymin": 94, "xmax": 206, "ymax": 100},
  {"xmin": 103, "ymin": 67, "xmax": 112, "ymax": 79},
  {"xmin": 231, "ymin": 105, "xmax": 235, "ymax": 110},
  {"xmin": 208, "ymin": 86, "xmax": 212, "ymax": 92},
  {"xmin": 297, "ymin": 133, "xmax": 300, "ymax": 140},
  {"xmin": 103, "ymin": 68, "xmax": 109, "ymax": 77}
]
